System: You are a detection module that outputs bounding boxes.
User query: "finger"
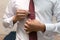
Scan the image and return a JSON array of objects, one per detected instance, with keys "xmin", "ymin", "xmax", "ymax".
[
  {"xmin": 16, "ymin": 10, "xmax": 30, "ymax": 14},
  {"xmin": 25, "ymin": 20, "xmax": 31, "ymax": 25},
  {"xmin": 26, "ymin": 11, "xmax": 30, "ymax": 16},
  {"xmin": 24, "ymin": 28, "xmax": 30, "ymax": 34},
  {"xmin": 16, "ymin": 9, "xmax": 26, "ymax": 12},
  {"xmin": 24, "ymin": 24, "xmax": 30, "ymax": 29},
  {"xmin": 18, "ymin": 10, "xmax": 30, "ymax": 14},
  {"xmin": 24, "ymin": 24, "xmax": 31, "ymax": 32},
  {"xmin": 19, "ymin": 17, "xmax": 26, "ymax": 19},
  {"xmin": 24, "ymin": 28, "xmax": 28, "ymax": 31},
  {"xmin": 28, "ymin": 19, "xmax": 31, "ymax": 22},
  {"xmin": 16, "ymin": 12, "xmax": 29, "ymax": 18},
  {"xmin": 26, "ymin": 30, "xmax": 32, "ymax": 34},
  {"xmin": 26, "ymin": 31, "xmax": 30, "ymax": 34},
  {"xmin": 16, "ymin": 15, "xmax": 26, "ymax": 19},
  {"xmin": 17, "ymin": 16, "xmax": 26, "ymax": 20},
  {"xmin": 17, "ymin": 13, "xmax": 25, "ymax": 15}
]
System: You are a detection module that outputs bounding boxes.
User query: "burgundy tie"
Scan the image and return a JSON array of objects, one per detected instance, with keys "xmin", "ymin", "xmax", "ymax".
[{"xmin": 29, "ymin": 0, "xmax": 37, "ymax": 40}]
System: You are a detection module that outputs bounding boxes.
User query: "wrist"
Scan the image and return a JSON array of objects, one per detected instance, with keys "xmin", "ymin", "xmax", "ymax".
[
  {"xmin": 41, "ymin": 24, "xmax": 46, "ymax": 32},
  {"xmin": 39, "ymin": 23, "xmax": 46, "ymax": 32},
  {"xmin": 13, "ymin": 15, "xmax": 17, "ymax": 24}
]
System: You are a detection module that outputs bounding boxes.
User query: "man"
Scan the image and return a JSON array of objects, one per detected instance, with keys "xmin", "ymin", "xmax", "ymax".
[{"xmin": 3, "ymin": 0, "xmax": 60, "ymax": 40}]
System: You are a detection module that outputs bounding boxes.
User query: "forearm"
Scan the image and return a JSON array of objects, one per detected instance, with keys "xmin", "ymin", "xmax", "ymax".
[
  {"xmin": 3, "ymin": 16, "xmax": 14, "ymax": 28},
  {"xmin": 45, "ymin": 22, "xmax": 60, "ymax": 33}
]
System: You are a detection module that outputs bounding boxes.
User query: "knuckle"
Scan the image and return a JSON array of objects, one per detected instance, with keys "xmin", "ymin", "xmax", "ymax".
[
  {"xmin": 28, "ymin": 22, "xmax": 30, "ymax": 25},
  {"xmin": 24, "ymin": 24, "xmax": 26, "ymax": 26}
]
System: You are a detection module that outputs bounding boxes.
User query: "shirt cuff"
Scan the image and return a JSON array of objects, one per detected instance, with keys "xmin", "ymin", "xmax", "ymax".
[
  {"xmin": 45, "ymin": 23, "xmax": 56, "ymax": 32},
  {"xmin": 3, "ymin": 16, "xmax": 14, "ymax": 28}
]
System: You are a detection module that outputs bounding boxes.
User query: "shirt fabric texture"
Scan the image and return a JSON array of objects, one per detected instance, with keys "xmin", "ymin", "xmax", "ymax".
[{"xmin": 3, "ymin": 0, "xmax": 60, "ymax": 40}]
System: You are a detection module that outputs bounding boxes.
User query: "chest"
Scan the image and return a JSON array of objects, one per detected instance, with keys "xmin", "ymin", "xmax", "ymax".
[{"xmin": 34, "ymin": 0, "xmax": 54, "ymax": 12}]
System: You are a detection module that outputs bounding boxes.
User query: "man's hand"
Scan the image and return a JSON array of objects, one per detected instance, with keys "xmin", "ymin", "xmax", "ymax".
[
  {"xmin": 24, "ymin": 19, "xmax": 46, "ymax": 33},
  {"xmin": 13, "ymin": 9, "xmax": 29, "ymax": 23}
]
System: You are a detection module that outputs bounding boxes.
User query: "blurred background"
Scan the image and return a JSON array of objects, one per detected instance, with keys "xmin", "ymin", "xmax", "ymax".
[
  {"xmin": 0, "ymin": 0, "xmax": 17, "ymax": 40},
  {"xmin": 0, "ymin": 0, "xmax": 60, "ymax": 40}
]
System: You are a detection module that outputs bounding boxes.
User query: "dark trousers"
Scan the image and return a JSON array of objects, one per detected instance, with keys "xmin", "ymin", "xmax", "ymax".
[{"xmin": 4, "ymin": 31, "xmax": 16, "ymax": 40}]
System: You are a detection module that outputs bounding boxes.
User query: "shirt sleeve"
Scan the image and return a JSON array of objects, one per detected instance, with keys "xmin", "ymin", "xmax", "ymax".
[
  {"xmin": 45, "ymin": 0, "xmax": 60, "ymax": 33},
  {"xmin": 3, "ymin": 0, "xmax": 15, "ymax": 28}
]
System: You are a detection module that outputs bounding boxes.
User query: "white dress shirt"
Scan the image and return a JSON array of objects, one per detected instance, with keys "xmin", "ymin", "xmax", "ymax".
[{"xmin": 3, "ymin": 0, "xmax": 60, "ymax": 40}]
